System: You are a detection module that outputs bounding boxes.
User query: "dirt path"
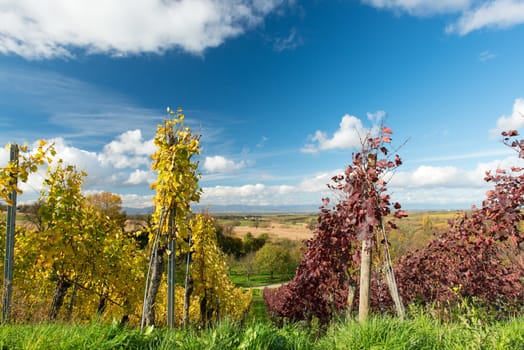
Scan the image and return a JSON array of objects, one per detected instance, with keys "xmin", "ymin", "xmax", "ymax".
[{"xmin": 250, "ymin": 282, "xmax": 286, "ymax": 290}]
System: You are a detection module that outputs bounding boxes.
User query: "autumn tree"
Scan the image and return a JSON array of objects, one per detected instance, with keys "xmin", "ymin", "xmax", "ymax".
[{"xmin": 86, "ymin": 191, "xmax": 127, "ymax": 229}]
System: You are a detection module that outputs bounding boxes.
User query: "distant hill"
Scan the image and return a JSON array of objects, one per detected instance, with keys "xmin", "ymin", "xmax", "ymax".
[
  {"xmin": 123, "ymin": 203, "xmax": 467, "ymax": 215},
  {"xmin": 123, "ymin": 204, "xmax": 320, "ymax": 215}
]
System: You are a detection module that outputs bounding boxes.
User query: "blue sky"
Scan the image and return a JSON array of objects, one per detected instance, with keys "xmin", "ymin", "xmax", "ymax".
[{"xmin": 1, "ymin": 0, "xmax": 524, "ymax": 211}]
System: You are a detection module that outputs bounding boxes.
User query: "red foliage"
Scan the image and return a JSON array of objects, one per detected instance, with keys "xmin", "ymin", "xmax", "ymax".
[
  {"xmin": 389, "ymin": 130, "xmax": 524, "ymax": 311},
  {"xmin": 264, "ymin": 126, "xmax": 404, "ymax": 323}
]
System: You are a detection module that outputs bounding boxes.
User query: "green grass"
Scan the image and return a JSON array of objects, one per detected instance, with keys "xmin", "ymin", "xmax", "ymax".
[
  {"xmin": 246, "ymin": 288, "xmax": 269, "ymax": 322},
  {"xmin": 0, "ymin": 315, "xmax": 522, "ymax": 349},
  {"xmin": 230, "ymin": 272, "xmax": 292, "ymax": 288}
]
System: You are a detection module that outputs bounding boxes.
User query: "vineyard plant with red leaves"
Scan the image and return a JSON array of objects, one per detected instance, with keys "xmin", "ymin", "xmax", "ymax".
[
  {"xmin": 264, "ymin": 126, "xmax": 406, "ymax": 324},
  {"xmin": 264, "ymin": 129, "xmax": 524, "ymax": 324},
  {"xmin": 391, "ymin": 131, "xmax": 524, "ymax": 313}
]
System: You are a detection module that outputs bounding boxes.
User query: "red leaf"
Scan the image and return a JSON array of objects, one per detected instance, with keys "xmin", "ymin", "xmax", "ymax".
[
  {"xmin": 376, "ymin": 159, "xmax": 388, "ymax": 168},
  {"xmin": 382, "ymin": 126, "xmax": 393, "ymax": 134},
  {"xmin": 394, "ymin": 210, "xmax": 408, "ymax": 218},
  {"xmin": 381, "ymin": 135, "xmax": 392, "ymax": 143}
]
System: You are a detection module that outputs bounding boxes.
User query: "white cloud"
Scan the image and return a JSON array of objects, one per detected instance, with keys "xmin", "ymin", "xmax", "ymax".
[
  {"xmin": 390, "ymin": 165, "xmax": 482, "ymax": 188},
  {"xmin": 490, "ymin": 98, "xmax": 524, "ymax": 137},
  {"xmin": 363, "ymin": 0, "xmax": 524, "ymax": 35},
  {"xmin": 302, "ymin": 114, "xmax": 367, "ymax": 154},
  {"xmin": 0, "ymin": 0, "xmax": 286, "ymax": 59},
  {"xmin": 362, "ymin": 0, "xmax": 471, "ymax": 16},
  {"xmin": 203, "ymin": 155, "xmax": 246, "ymax": 173},
  {"xmin": 201, "ymin": 183, "xmax": 309, "ymax": 206},
  {"xmin": 447, "ymin": 0, "xmax": 524, "ymax": 35},
  {"xmin": 297, "ymin": 172, "xmax": 336, "ymax": 192},
  {"xmin": 119, "ymin": 193, "xmax": 154, "ymax": 209},
  {"xmin": 126, "ymin": 169, "xmax": 155, "ymax": 185},
  {"xmin": 390, "ymin": 155, "xmax": 524, "ymax": 190},
  {"xmin": 1, "ymin": 131, "xmax": 157, "ymax": 202},
  {"xmin": 0, "ymin": 146, "xmax": 9, "ymax": 165},
  {"xmin": 99, "ymin": 130, "xmax": 155, "ymax": 169},
  {"xmin": 202, "ymin": 184, "xmax": 269, "ymax": 205},
  {"xmin": 102, "ymin": 130, "xmax": 154, "ymax": 156}
]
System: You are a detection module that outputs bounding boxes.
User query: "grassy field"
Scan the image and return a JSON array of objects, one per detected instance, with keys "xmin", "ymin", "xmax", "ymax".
[{"xmin": 0, "ymin": 314, "xmax": 522, "ymax": 349}]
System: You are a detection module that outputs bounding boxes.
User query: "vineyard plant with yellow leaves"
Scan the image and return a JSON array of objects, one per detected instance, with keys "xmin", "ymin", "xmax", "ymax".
[
  {"xmin": 142, "ymin": 108, "xmax": 251, "ymax": 327},
  {"xmin": 3, "ymin": 161, "xmax": 147, "ymax": 323}
]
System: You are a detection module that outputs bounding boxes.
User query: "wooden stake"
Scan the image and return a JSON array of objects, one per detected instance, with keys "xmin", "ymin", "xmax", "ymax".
[
  {"xmin": 358, "ymin": 238, "xmax": 372, "ymax": 323},
  {"xmin": 384, "ymin": 262, "xmax": 405, "ymax": 319}
]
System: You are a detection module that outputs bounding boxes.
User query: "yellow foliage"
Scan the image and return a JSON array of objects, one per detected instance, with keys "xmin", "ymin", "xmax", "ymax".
[{"xmin": 0, "ymin": 141, "xmax": 55, "ymax": 205}]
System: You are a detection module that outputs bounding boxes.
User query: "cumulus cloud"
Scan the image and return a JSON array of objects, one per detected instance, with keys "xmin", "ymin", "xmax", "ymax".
[
  {"xmin": 0, "ymin": 146, "xmax": 9, "ymax": 165},
  {"xmin": 201, "ymin": 183, "xmax": 306, "ymax": 206},
  {"xmin": 490, "ymin": 98, "xmax": 524, "ymax": 137},
  {"xmin": 0, "ymin": 0, "xmax": 287, "ymax": 59},
  {"xmin": 390, "ymin": 155, "xmax": 524, "ymax": 190},
  {"xmin": 203, "ymin": 155, "xmax": 246, "ymax": 173},
  {"xmin": 390, "ymin": 165, "xmax": 481, "ymax": 188},
  {"xmin": 297, "ymin": 172, "xmax": 336, "ymax": 192},
  {"xmin": 302, "ymin": 114, "xmax": 367, "ymax": 154},
  {"xmin": 390, "ymin": 154, "xmax": 522, "ymax": 208},
  {"xmin": 447, "ymin": 0, "xmax": 524, "ymax": 35},
  {"xmin": 126, "ymin": 169, "xmax": 155, "ymax": 185},
  {"xmin": 1, "ymin": 131, "xmax": 158, "ymax": 204},
  {"xmin": 119, "ymin": 193, "xmax": 154, "ymax": 209},
  {"xmin": 99, "ymin": 130, "xmax": 155, "ymax": 169}
]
